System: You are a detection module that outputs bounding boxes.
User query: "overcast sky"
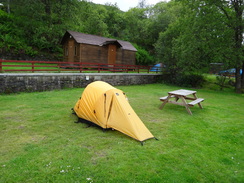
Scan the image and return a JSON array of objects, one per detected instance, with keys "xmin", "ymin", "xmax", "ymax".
[{"xmin": 89, "ymin": 0, "xmax": 167, "ymax": 12}]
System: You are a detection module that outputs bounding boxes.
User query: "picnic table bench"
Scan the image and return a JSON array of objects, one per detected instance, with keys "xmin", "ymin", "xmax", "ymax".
[{"xmin": 159, "ymin": 89, "xmax": 204, "ymax": 115}]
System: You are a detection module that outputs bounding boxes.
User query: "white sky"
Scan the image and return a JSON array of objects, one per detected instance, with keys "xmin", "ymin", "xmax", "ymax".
[{"xmin": 89, "ymin": 0, "xmax": 167, "ymax": 12}]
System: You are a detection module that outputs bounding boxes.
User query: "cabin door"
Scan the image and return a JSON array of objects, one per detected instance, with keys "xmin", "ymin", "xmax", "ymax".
[
  {"xmin": 108, "ymin": 44, "xmax": 117, "ymax": 65},
  {"xmin": 68, "ymin": 39, "xmax": 74, "ymax": 62}
]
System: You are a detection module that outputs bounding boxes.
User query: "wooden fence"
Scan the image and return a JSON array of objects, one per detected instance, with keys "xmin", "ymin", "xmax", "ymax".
[{"xmin": 0, "ymin": 59, "xmax": 162, "ymax": 73}]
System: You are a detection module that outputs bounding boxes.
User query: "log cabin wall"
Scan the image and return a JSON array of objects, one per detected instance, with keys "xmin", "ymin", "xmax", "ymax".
[
  {"xmin": 115, "ymin": 48, "xmax": 122, "ymax": 64},
  {"xmin": 80, "ymin": 44, "xmax": 108, "ymax": 64},
  {"xmin": 116, "ymin": 49, "xmax": 136, "ymax": 65},
  {"xmin": 63, "ymin": 37, "xmax": 75, "ymax": 62},
  {"xmin": 63, "ymin": 38, "xmax": 81, "ymax": 62},
  {"xmin": 74, "ymin": 42, "xmax": 80, "ymax": 62},
  {"xmin": 125, "ymin": 51, "xmax": 136, "ymax": 65},
  {"xmin": 63, "ymin": 40, "xmax": 68, "ymax": 62}
]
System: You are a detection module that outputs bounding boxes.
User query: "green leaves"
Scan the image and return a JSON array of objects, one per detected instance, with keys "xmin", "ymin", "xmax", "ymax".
[
  {"xmin": 133, "ymin": 44, "xmax": 154, "ymax": 65},
  {"xmin": 155, "ymin": 0, "xmax": 243, "ymax": 92}
]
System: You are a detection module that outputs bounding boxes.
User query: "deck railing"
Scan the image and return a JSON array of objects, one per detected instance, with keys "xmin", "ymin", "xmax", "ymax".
[{"xmin": 0, "ymin": 59, "xmax": 162, "ymax": 73}]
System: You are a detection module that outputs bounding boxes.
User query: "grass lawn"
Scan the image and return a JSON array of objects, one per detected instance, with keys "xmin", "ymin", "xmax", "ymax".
[{"xmin": 0, "ymin": 83, "xmax": 243, "ymax": 182}]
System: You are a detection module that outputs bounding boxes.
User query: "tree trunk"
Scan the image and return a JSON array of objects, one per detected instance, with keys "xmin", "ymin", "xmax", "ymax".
[
  {"xmin": 235, "ymin": 68, "xmax": 242, "ymax": 93},
  {"xmin": 7, "ymin": 0, "xmax": 10, "ymax": 14},
  {"xmin": 233, "ymin": 0, "xmax": 243, "ymax": 93}
]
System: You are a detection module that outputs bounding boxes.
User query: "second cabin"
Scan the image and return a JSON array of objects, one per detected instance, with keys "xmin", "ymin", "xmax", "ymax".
[{"xmin": 61, "ymin": 30, "xmax": 137, "ymax": 65}]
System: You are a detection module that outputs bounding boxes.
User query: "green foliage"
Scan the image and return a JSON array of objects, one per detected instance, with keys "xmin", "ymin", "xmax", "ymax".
[
  {"xmin": 155, "ymin": 3, "xmax": 211, "ymax": 74},
  {"xmin": 0, "ymin": 10, "xmax": 37, "ymax": 56},
  {"xmin": 133, "ymin": 44, "xmax": 154, "ymax": 65},
  {"xmin": 145, "ymin": 1, "xmax": 182, "ymax": 53},
  {"xmin": 103, "ymin": 3, "xmax": 125, "ymax": 38},
  {"xmin": 215, "ymin": 75, "xmax": 235, "ymax": 91},
  {"xmin": 162, "ymin": 72, "xmax": 206, "ymax": 88},
  {"xmin": 78, "ymin": 4, "xmax": 109, "ymax": 37},
  {"xmin": 1, "ymin": 0, "xmax": 78, "ymax": 55},
  {"xmin": 122, "ymin": 8, "xmax": 148, "ymax": 45},
  {"xmin": 156, "ymin": 0, "xmax": 243, "ymax": 92}
]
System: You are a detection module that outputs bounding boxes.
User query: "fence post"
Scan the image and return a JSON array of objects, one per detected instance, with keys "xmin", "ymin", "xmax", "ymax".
[
  {"xmin": 32, "ymin": 62, "xmax": 34, "ymax": 73},
  {"xmin": 79, "ymin": 62, "xmax": 82, "ymax": 73},
  {"xmin": 57, "ymin": 62, "xmax": 61, "ymax": 73},
  {"xmin": 98, "ymin": 64, "xmax": 100, "ymax": 73}
]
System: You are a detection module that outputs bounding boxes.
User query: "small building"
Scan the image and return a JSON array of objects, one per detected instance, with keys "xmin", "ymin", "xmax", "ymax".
[{"xmin": 61, "ymin": 30, "xmax": 137, "ymax": 65}]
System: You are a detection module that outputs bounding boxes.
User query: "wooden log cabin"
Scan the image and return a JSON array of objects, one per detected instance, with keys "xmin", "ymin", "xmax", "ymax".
[{"xmin": 61, "ymin": 30, "xmax": 137, "ymax": 65}]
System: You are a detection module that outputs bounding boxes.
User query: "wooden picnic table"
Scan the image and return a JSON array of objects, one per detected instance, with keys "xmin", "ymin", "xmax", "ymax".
[{"xmin": 159, "ymin": 89, "xmax": 204, "ymax": 115}]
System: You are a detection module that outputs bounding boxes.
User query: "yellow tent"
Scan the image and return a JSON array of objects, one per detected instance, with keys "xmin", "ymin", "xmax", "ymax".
[{"xmin": 73, "ymin": 81, "xmax": 154, "ymax": 142}]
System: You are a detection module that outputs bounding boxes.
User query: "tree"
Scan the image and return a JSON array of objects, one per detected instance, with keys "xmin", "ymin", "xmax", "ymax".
[
  {"xmin": 155, "ymin": 2, "xmax": 196, "ymax": 74},
  {"xmin": 0, "ymin": 9, "xmax": 36, "ymax": 56},
  {"xmin": 82, "ymin": 5, "xmax": 109, "ymax": 37},
  {"xmin": 146, "ymin": 1, "xmax": 182, "ymax": 54},
  {"xmin": 133, "ymin": 44, "xmax": 154, "ymax": 65},
  {"xmin": 8, "ymin": 0, "xmax": 80, "ymax": 51},
  {"xmin": 103, "ymin": 3, "xmax": 125, "ymax": 38},
  {"xmin": 156, "ymin": 0, "xmax": 244, "ymax": 92},
  {"xmin": 122, "ymin": 8, "xmax": 148, "ymax": 44},
  {"xmin": 138, "ymin": 0, "xmax": 147, "ymax": 9},
  {"xmin": 184, "ymin": 0, "xmax": 244, "ymax": 93},
  {"xmin": 213, "ymin": 0, "xmax": 244, "ymax": 93}
]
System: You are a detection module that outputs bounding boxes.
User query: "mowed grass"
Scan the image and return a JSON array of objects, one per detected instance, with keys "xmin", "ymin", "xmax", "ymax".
[{"xmin": 0, "ymin": 83, "xmax": 243, "ymax": 182}]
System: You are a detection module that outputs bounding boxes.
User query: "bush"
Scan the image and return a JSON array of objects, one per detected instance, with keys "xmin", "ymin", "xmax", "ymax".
[
  {"xmin": 133, "ymin": 44, "xmax": 154, "ymax": 65},
  {"xmin": 215, "ymin": 75, "xmax": 235, "ymax": 91},
  {"xmin": 0, "ymin": 10, "xmax": 38, "ymax": 57},
  {"xmin": 162, "ymin": 73, "xmax": 206, "ymax": 88}
]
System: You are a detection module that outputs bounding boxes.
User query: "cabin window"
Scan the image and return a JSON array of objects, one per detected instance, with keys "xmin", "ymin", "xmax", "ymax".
[
  {"xmin": 65, "ymin": 46, "xmax": 68, "ymax": 56},
  {"xmin": 122, "ymin": 50, "xmax": 124, "ymax": 60},
  {"xmin": 98, "ymin": 49, "xmax": 101, "ymax": 57},
  {"xmin": 74, "ymin": 46, "xmax": 77, "ymax": 56}
]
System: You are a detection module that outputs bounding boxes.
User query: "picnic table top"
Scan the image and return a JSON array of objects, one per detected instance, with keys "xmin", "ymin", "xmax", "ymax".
[{"xmin": 168, "ymin": 89, "xmax": 196, "ymax": 96}]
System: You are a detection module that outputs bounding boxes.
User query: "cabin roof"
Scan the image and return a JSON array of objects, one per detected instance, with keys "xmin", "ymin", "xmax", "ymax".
[{"xmin": 61, "ymin": 30, "xmax": 137, "ymax": 52}]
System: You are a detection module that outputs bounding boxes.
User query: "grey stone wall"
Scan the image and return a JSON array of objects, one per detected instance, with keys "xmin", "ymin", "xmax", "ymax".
[{"xmin": 0, "ymin": 73, "xmax": 161, "ymax": 94}]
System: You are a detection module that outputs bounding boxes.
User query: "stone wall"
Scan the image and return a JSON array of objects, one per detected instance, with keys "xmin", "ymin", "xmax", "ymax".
[{"xmin": 0, "ymin": 73, "xmax": 162, "ymax": 94}]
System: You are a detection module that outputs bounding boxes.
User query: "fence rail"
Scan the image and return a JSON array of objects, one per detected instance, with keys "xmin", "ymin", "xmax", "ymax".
[{"xmin": 0, "ymin": 59, "xmax": 162, "ymax": 73}]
